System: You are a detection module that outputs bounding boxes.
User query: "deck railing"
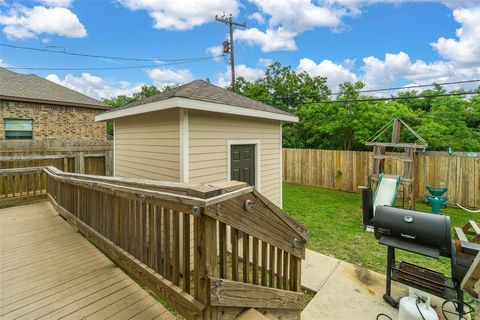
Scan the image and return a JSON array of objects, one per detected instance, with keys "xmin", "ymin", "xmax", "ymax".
[
  {"xmin": 0, "ymin": 167, "xmax": 47, "ymax": 208},
  {"xmin": 0, "ymin": 166, "xmax": 307, "ymax": 320}
]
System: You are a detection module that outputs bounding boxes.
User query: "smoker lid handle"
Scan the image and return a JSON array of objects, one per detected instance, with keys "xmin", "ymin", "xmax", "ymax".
[{"xmin": 401, "ymin": 233, "xmax": 416, "ymax": 240}]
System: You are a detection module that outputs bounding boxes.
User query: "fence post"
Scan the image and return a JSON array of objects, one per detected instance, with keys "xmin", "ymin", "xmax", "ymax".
[
  {"xmin": 75, "ymin": 152, "xmax": 85, "ymax": 174},
  {"xmin": 63, "ymin": 157, "xmax": 69, "ymax": 172},
  {"xmin": 105, "ymin": 151, "xmax": 113, "ymax": 176}
]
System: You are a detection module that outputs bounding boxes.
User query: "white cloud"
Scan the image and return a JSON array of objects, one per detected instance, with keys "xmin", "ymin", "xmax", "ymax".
[
  {"xmin": 250, "ymin": 0, "xmax": 342, "ymax": 31},
  {"xmin": 248, "ymin": 12, "xmax": 265, "ymax": 24},
  {"xmin": 37, "ymin": 0, "xmax": 73, "ymax": 7},
  {"xmin": 146, "ymin": 68, "xmax": 194, "ymax": 88},
  {"xmin": 342, "ymin": 58, "xmax": 356, "ymax": 69},
  {"xmin": 118, "ymin": 0, "xmax": 239, "ymax": 31},
  {"xmin": 296, "ymin": 58, "xmax": 358, "ymax": 90},
  {"xmin": 235, "ymin": 27, "xmax": 297, "ymax": 52},
  {"xmin": 0, "ymin": 5, "xmax": 86, "ymax": 40},
  {"xmin": 359, "ymin": 52, "xmax": 455, "ymax": 89},
  {"xmin": 404, "ymin": 60, "xmax": 452, "ymax": 82},
  {"xmin": 258, "ymin": 58, "xmax": 273, "ymax": 67},
  {"xmin": 441, "ymin": 0, "xmax": 480, "ymax": 8},
  {"xmin": 358, "ymin": 51, "xmax": 480, "ymax": 93},
  {"xmin": 206, "ymin": 45, "xmax": 224, "ymax": 62},
  {"xmin": 117, "ymin": 0, "xmax": 480, "ymax": 58},
  {"xmin": 431, "ymin": 7, "xmax": 480, "ymax": 67},
  {"xmin": 360, "ymin": 53, "xmax": 408, "ymax": 89},
  {"xmin": 45, "ymin": 73, "xmax": 143, "ymax": 100},
  {"xmin": 217, "ymin": 64, "xmax": 264, "ymax": 87},
  {"xmin": 295, "ymin": 50, "xmax": 480, "ymax": 93},
  {"xmin": 234, "ymin": 1, "xmax": 480, "ymax": 53},
  {"xmin": 236, "ymin": 64, "xmax": 265, "ymax": 80},
  {"xmin": 236, "ymin": 0, "xmax": 346, "ymax": 52},
  {"xmin": 324, "ymin": 0, "xmax": 478, "ymax": 10}
]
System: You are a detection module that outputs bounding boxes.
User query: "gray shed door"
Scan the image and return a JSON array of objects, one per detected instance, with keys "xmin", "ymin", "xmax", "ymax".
[{"xmin": 230, "ymin": 144, "xmax": 255, "ymax": 186}]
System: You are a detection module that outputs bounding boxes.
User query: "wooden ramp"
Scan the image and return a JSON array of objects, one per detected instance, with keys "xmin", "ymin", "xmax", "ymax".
[{"xmin": 0, "ymin": 201, "xmax": 176, "ymax": 320}]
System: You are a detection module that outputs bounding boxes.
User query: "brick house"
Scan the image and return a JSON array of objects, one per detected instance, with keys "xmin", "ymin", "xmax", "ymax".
[{"xmin": 0, "ymin": 68, "xmax": 110, "ymax": 142}]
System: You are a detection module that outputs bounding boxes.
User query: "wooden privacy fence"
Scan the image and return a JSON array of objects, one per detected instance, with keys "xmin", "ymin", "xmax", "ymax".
[
  {"xmin": 0, "ymin": 167, "xmax": 307, "ymax": 320},
  {"xmin": 0, "ymin": 152, "xmax": 113, "ymax": 176},
  {"xmin": 0, "ymin": 140, "xmax": 112, "ymax": 156},
  {"xmin": 283, "ymin": 148, "xmax": 480, "ymax": 209},
  {"xmin": 0, "ymin": 140, "xmax": 113, "ymax": 176}
]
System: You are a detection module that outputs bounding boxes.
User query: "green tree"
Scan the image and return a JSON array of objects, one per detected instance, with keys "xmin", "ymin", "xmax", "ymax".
[
  {"xmin": 235, "ymin": 62, "xmax": 331, "ymax": 111},
  {"xmin": 416, "ymin": 93, "xmax": 480, "ymax": 151},
  {"xmin": 103, "ymin": 85, "xmax": 160, "ymax": 108},
  {"xmin": 132, "ymin": 85, "xmax": 160, "ymax": 101},
  {"xmin": 233, "ymin": 62, "xmax": 480, "ymax": 152},
  {"xmin": 101, "ymin": 62, "xmax": 480, "ymax": 152},
  {"xmin": 103, "ymin": 85, "xmax": 161, "ymax": 136},
  {"xmin": 396, "ymin": 85, "xmax": 445, "ymax": 112},
  {"xmin": 296, "ymin": 82, "xmax": 416, "ymax": 150},
  {"xmin": 235, "ymin": 62, "xmax": 332, "ymax": 148}
]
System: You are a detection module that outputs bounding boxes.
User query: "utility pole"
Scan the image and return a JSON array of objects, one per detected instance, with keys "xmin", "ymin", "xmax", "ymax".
[{"xmin": 215, "ymin": 13, "xmax": 246, "ymax": 92}]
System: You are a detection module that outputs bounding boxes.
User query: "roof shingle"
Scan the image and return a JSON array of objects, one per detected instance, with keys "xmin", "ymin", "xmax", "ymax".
[
  {"xmin": 0, "ymin": 68, "xmax": 109, "ymax": 109},
  {"xmin": 103, "ymin": 80, "xmax": 293, "ymax": 116}
]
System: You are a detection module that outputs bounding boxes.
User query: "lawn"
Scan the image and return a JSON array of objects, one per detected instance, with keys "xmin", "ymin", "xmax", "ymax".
[{"xmin": 282, "ymin": 182, "xmax": 479, "ymax": 276}]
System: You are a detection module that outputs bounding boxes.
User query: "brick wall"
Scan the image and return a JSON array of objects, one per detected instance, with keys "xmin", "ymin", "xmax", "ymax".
[{"xmin": 0, "ymin": 100, "xmax": 106, "ymax": 142}]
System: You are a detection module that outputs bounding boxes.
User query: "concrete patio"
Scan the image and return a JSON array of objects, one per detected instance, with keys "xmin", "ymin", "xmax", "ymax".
[{"xmin": 300, "ymin": 249, "xmax": 471, "ymax": 320}]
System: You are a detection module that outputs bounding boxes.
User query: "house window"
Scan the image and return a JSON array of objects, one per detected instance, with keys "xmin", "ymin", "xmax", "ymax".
[{"xmin": 4, "ymin": 119, "xmax": 33, "ymax": 140}]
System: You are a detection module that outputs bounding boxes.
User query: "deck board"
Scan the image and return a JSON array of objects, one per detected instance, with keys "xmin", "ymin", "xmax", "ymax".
[{"xmin": 0, "ymin": 201, "xmax": 176, "ymax": 320}]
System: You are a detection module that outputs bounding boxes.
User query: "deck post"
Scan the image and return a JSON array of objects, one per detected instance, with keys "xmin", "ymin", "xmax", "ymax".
[{"xmin": 195, "ymin": 209, "xmax": 218, "ymax": 319}]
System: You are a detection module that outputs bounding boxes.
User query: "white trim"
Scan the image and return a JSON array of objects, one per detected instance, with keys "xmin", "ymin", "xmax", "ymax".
[
  {"xmin": 179, "ymin": 109, "xmax": 189, "ymax": 272},
  {"xmin": 227, "ymin": 140, "xmax": 261, "ymax": 192},
  {"xmin": 179, "ymin": 108, "xmax": 189, "ymax": 183},
  {"xmin": 112, "ymin": 120, "xmax": 116, "ymax": 176},
  {"xmin": 95, "ymin": 97, "xmax": 298, "ymax": 123},
  {"xmin": 279, "ymin": 123, "xmax": 283, "ymax": 208}
]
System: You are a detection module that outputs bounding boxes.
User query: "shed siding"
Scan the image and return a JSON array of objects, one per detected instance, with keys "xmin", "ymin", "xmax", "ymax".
[
  {"xmin": 188, "ymin": 110, "xmax": 282, "ymax": 206},
  {"xmin": 114, "ymin": 109, "xmax": 180, "ymax": 181}
]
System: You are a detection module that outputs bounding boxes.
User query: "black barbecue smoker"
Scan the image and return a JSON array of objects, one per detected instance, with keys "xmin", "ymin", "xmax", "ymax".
[{"xmin": 362, "ymin": 187, "xmax": 479, "ymax": 318}]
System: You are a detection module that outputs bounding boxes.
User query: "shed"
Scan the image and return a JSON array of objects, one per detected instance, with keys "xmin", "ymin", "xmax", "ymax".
[{"xmin": 96, "ymin": 80, "xmax": 298, "ymax": 207}]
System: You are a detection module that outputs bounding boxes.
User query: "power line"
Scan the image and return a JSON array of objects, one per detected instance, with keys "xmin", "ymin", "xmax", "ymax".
[
  {"xmin": 5, "ymin": 56, "xmax": 220, "ymax": 71},
  {"xmin": 332, "ymin": 79, "xmax": 480, "ymax": 95},
  {"xmin": 356, "ymin": 3, "xmax": 426, "ymax": 23},
  {"xmin": 293, "ymin": 91, "xmax": 478, "ymax": 106},
  {"xmin": 331, "ymin": 79, "xmax": 478, "ymax": 97},
  {"xmin": 274, "ymin": 79, "xmax": 480, "ymax": 100},
  {"xmin": 0, "ymin": 43, "xmax": 225, "ymax": 62}
]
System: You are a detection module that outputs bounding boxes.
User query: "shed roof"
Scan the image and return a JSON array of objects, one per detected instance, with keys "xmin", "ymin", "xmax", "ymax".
[
  {"xmin": 0, "ymin": 68, "xmax": 109, "ymax": 110},
  {"xmin": 97, "ymin": 80, "xmax": 298, "ymax": 122}
]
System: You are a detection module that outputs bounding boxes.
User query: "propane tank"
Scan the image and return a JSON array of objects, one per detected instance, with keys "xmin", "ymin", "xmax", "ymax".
[{"xmin": 399, "ymin": 295, "xmax": 438, "ymax": 320}]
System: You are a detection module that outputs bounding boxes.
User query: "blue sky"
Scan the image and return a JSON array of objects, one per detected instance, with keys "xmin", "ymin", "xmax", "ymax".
[{"xmin": 0, "ymin": 0, "xmax": 479, "ymax": 100}]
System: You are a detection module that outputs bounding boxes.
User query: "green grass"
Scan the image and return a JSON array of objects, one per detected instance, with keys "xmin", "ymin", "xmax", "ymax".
[{"xmin": 283, "ymin": 182, "xmax": 479, "ymax": 276}]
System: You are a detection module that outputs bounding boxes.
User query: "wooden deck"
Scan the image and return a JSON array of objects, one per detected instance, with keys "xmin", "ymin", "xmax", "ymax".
[
  {"xmin": 1, "ymin": 166, "xmax": 307, "ymax": 320},
  {"xmin": 0, "ymin": 201, "xmax": 176, "ymax": 320}
]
